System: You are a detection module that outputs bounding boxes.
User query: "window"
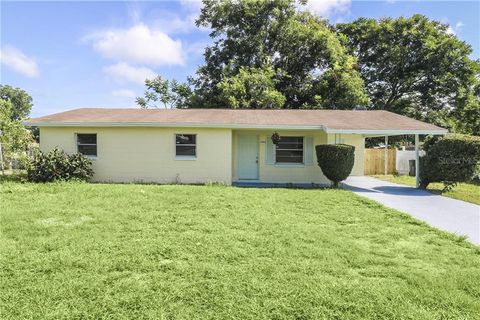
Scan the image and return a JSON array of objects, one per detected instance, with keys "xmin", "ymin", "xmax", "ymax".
[
  {"xmin": 275, "ymin": 136, "xmax": 303, "ymax": 164},
  {"xmin": 76, "ymin": 134, "xmax": 97, "ymax": 157},
  {"xmin": 175, "ymin": 134, "xmax": 196, "ymax": 157}
]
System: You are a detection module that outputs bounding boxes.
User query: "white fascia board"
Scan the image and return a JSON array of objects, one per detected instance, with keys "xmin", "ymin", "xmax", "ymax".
[
  {"xmin": 23, "ymin": 121, "xmax": 447, "ymax": 135},
  {"xmin": 325, "ymin": 129, "xmax": 448, "ymax": 135},
  {"xmin": 23, "ymin": 121, "xmax": 328, "ymax": 131}
]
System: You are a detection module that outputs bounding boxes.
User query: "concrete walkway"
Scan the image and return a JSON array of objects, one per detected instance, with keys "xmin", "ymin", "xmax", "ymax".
[{"xmin": 344, "ymin": 176, "xmax": 480, "ymax": 245}]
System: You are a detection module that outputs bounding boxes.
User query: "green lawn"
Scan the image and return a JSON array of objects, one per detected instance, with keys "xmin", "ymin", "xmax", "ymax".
[
  {"xmin": 1, "ymin": 181, "xmax": 479, "ymax": 319},
  {"xmin": 372, "ymin": 174, "xmax": 480, "ymax": 205}
]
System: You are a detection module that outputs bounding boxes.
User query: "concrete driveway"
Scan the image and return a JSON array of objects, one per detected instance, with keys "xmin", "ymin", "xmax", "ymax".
[{"xmin": 344, "ymin": 176, "xmax": 480, "ymax": 245}]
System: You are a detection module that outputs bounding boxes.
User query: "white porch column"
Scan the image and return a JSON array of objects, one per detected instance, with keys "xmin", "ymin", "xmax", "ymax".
[
  {"xmin": 384, "ymin": 135, "xmax": 388, "ymax": 175},
  {"xmin": 415, "ymin": 134, "xmax": 420, "ymax": 188}
]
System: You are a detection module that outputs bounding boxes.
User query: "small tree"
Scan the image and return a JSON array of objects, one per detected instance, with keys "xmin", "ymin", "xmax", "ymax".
[
  {"xmin": 315, "ymin": 144, "xmax": 355, "ymax": 188},
  {"xmin": 420, "ymin": 134, "xmax": 480, "ymax": 190},
  {"xmin": 136, "ymin": 76, "xmax": 193, "ymax": 109}
]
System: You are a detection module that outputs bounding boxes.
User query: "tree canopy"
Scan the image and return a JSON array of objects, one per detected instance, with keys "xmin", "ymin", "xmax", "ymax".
[
  {"xmin": 337, "ymin": 15, "xmax": 480, "ymax": 134},
  {"xmin": 0, "ymin": 100, "xmax": 32, "ymax": 166},
  {"xmin": 136, "ymin": 76, "xmax": 194, "ymax": 109},
  {"xmin": 217, "ymin": 65, "xmax": 286, "ymax": 109},
  {"xmin": 0, "ymin": 85, "xmax": 33, "ymax": 121},
  {"xmin": 136, "ymin": 2, "xmax": 479, "ymax": 135},
  {"xmin": 138, "ymin": 0, "xmax": 368, "ymax": 110}
]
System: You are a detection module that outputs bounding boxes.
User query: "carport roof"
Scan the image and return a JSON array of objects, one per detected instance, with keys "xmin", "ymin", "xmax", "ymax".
[{"xmin": 25, "ymin": 108, "xmax": 447, "ymax": 135}]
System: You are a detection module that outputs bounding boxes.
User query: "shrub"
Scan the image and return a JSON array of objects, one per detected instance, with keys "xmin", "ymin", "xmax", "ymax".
[
  {"xmin": 26, "ymin": 147, "xmax": 93, "ymax": 182},
  {"xmin": 420, "ymin": 134, "xmax": 480, "ymax": 190},
  {"xmin": 315, "ymin": 144, "xmax": 355, "ymax": 187}
]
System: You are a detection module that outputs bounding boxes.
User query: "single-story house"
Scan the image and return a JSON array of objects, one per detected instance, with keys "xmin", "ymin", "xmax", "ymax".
[{"xmin": 26, "ymin": 108, "xmax": 447, "ymax": 186}]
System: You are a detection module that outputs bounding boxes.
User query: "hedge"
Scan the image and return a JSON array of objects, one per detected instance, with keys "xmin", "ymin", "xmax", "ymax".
[{"xmin": 420, "ymin": 134, "xmax": 480, "ymax": 190}]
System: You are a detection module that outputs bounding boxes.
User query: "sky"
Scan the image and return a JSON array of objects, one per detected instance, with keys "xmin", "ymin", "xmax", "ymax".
[{"xmin": 1, "ymin": 0, "xmax": 479, "ymax": 117}]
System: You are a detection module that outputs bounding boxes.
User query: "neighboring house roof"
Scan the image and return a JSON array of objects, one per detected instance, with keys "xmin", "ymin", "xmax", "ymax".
[{"xmin": 25, "ymin": 108, "xmax": 447, "ymax": 135}]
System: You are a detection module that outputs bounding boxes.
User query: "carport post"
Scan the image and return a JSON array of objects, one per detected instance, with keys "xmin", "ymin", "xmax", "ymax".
[
  {"xmin": 415, "ymin": 134, "xmax": 420, "ymax": 188},
  {"xmin": 384, "ymin": 135, "xmax": 388, "ymax": 175}
]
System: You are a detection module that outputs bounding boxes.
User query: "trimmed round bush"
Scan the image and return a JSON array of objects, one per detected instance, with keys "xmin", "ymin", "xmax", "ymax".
[
  {"xmin": 420, "ymin": 134, "xmax": 480, "ymax": 190},
  {"xmin": 315, "ymin": 144, "xmax": 355, "ymax": 187},
  {"xmin": 27, "ymin": 147, "xmax": 93, "ymax": 182}
]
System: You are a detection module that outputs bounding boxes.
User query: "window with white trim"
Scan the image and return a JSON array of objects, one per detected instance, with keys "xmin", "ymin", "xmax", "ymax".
[
  {"xmin": 76, "ymin": 134, "xmax": 97, "ymax": 157},
  {"xmin": 275, "ymin": 136, "xmax": 303, "ymax": 164},
  {"xmin": 175, "ymin": 134, "xmax": 196, "ymax": 157}
]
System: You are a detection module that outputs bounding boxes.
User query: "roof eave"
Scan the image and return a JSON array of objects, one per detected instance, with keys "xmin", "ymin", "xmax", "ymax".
[
  {"xmin": 326, "ymin": 128, "xmax": 448, "ymax": 135},
  {"xmin": 24, "ymin": 121, "xmax": 448, "ymax": 135},
  {"xmin": 23, "ymin": 121, "xmax": 328, "ymax": 131}
]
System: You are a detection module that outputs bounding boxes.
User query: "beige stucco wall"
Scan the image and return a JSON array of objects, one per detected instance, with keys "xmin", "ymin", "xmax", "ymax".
[
  {"xmin": 326, "ymin": 133, "xmax": 365, "ymax": 176},
  {"xmin": 39, "ymin": 127, "xmax": 364, "ymax": 185},
  {"xmin": 39, "ymin": 127, "xmax": 232, "ymax": 184},
  {"xmin": 232, "ymin": 130, "xmax": 365, "ymax": 184}
]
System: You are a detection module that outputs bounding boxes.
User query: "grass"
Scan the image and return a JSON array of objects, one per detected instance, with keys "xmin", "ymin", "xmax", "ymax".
[
  {"xmin": 0, "ymin": 170, "xmax": 26, "ymax": 182},
  {"xmin": 372, "ymin": 174, "xmax": 480, "ymax": 205},
  {"xmin": 1, "ymin": 181, "xmax": 479, "ymax": 319}
]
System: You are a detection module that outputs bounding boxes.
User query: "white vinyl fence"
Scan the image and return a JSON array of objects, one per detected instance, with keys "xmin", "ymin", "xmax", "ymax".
[{"xmin": 396, "ymin": 150, "xmax": 425, "ymax": 175}]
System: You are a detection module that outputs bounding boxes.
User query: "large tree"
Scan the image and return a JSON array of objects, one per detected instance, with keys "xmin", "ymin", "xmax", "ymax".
[
  {"xmin": 0, "ymin": 85, "xmax": 33, "ymax": 121},
  {"xmin": 0, "ymin": 86, "xmax": 33, "ymax": 167},
  {"xmin": 448, "ymin": 65, "xmax": 480, "ymax": 135},
  {"xmin": 217, "ymin": 65, "xmax": 286, "ymax": 108},
  {"xmin": 138, "ymin": 0, "xmax": 368, "ymax": 109},
  {"xmin": 195, "ymin": 0, "xmax": 368, "ymax": 109},
  {"xmin": 337, "ymin": 15, "xmax": 480, "ymax": 134}
]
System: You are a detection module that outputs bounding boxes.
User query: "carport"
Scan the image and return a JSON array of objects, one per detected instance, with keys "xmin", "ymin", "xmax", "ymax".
[{"xmin": 329, "ymin": 127, "xmax": 447, "ymax": 188}]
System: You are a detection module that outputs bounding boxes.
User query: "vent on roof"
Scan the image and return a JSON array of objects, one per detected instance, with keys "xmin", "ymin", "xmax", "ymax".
[{"xmin": 353, "ymin": 106, "xmax": 368, "ymax": 111}]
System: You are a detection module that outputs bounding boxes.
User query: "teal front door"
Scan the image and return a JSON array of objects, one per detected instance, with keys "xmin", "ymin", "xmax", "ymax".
[{"xmin": 237, "ymin": 135, "xmax": 259, "ymax": 180}]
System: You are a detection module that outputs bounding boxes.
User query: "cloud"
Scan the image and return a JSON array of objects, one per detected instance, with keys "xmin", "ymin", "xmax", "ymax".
[
  {"xmin": 455, "ymin": 21, "xmax": 464, "ymax": 31},
  {"xmin": 87, "ymin": 24, "xmax": 184, "ymax": 66},
  {"xmin": 180, "ymin": 0, "xmax": 203, "ymax": 13},
  {"xmin": 103, "ymin": 62, "xmax": 155, "ymax": 84},
  {"xmin": 0, "ymin": 45, "xmax": 39, "ymax": 78},
  {"xmin": 446, "ymin": 21, "xmax": 464, "ymax": 35},
  {"xmin": 178, "ymin": 0, "xmax": 212, "ymax": 32},
  {"xmin": 441, "ymin": 18, "xmax": 464, "ymax": 36},
  {"xmin": 112, "ymin": 89, "xmax": 136, "ymax": 98},
  {"xmin": 152, "ymin": 11, "xmax": 199, "ymax": 34},
  {"xmin": 299, "ymin": 0, "xmax": 351, "ymax": 17},
  {"xmin": 152, "ymin": 1, "xmax": 209, "ymax": 34}
]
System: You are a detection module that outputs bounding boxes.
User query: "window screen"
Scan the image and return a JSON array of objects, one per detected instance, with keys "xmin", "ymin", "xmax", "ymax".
[
  {"xmin": 176, "ymin": 134, "xmax": 196, "ymax": 157},
  {"xmin": 275, "ymin": 136, "xmax": 303, "ymax": 163},
  {"xmin": 76, "ymin": 134, "xmax": 97, "ymax": 157}
]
